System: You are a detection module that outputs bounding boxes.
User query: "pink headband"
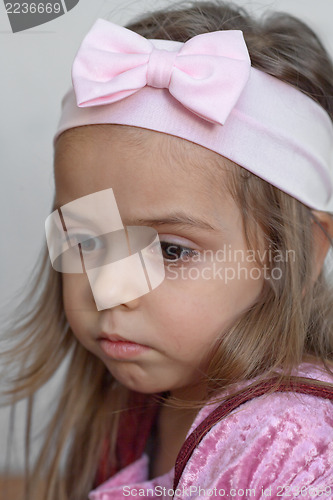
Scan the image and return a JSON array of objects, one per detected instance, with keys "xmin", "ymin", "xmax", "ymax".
[{"xmin": 55, "ymin": 19, "xmax": 333, "ymax": 213}]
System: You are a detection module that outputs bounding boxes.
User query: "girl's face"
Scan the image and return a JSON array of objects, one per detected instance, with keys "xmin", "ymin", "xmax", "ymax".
[{"xmin": 54, "ymin": 125, "xmax": 264, "ymax": 398}]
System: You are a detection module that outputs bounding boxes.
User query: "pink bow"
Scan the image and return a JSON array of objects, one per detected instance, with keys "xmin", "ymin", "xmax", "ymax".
[{"xmin": 72, "ymin": 19, "xmax": 251, "ymax": 125}]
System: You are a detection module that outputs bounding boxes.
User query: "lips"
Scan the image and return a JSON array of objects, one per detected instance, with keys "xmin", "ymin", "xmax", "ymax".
[
  {"xmin": 98, "ymin": 332, "xmax": 131, "ymax": 342},
  {"xmin": 97, "ymin": 332, "xmax": 150, "ymax": 359}
]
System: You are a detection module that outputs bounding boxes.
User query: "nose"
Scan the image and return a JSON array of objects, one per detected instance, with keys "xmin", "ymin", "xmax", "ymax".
[{"xmin": 86, "ymin": 253, "xmax": 151, "ymax": 311}]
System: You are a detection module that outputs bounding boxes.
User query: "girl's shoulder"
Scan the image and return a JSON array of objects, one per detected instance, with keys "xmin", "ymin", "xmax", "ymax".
[
  {"xmin": 178, "ymin": 363, "xmax": 332, "ymax": 497},
  {"xmin": 188, "ymin": 361, "xmax": 332, "ymax": 427}
]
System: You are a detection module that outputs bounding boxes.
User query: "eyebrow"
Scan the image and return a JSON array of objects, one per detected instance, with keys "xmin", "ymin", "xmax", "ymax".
[
  {"xmin": 54, "ymin": 206, "xmax": 219, "ymax": 232},
  {"xmin": 128, "ymin": 212, "xmax": 218, "ymax": 232}
]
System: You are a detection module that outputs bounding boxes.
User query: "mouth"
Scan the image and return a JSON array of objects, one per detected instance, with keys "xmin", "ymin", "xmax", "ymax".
[{"xmin": 97, "ymin": 332, "xmax": 151, "ymax": 360}]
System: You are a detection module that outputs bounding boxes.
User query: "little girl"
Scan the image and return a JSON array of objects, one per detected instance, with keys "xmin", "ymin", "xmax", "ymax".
[{"xmin": 2, "ymin": 1, "xmax": 333, "ymax": 499}]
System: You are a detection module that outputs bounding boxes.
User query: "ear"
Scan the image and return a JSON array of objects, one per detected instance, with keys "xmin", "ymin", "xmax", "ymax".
[{"xmin": 311, "ymin": 210, "xmax": 333, "ymax": 280}]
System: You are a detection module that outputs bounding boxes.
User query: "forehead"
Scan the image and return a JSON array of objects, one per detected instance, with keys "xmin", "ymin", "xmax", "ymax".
[{"xmin": 54, "ymin": 125, "xmax": 234, "ymax": 216}]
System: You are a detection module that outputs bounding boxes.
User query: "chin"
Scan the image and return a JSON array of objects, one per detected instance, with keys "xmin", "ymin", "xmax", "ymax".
[{"xmin": 104, "ymin": 366, "xmax": 169, "ymax": 394}]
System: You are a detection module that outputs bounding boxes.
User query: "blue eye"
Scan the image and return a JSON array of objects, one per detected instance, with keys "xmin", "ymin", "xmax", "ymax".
[
  {"xmin": 71, "ymin": 234, "xmax": 104, "ymax": 254},
  {"xmin": 160, "ymin": 242, "xmax": 198, "ymax": 262}
]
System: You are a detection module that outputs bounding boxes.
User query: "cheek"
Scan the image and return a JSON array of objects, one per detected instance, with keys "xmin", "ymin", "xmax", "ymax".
[
  {"xmin": 62, "ymin": 274, "xmax": 95, "ymax": 331},
  {"xmin": 144, "ymin": 278, "xmax": 224, "ymax": 353},
  {"xmin": 62, "ymin": 274, "xmax": 84, "ymax": 309},
  {"xmin": 148, "ymin": 265, "xmax": 263, "ymax": 342}
]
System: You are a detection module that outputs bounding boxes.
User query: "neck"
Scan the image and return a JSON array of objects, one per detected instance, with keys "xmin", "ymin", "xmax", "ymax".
[{"xmin": 150, "ymin": 400, "xmax": 199, "ymax": 478}]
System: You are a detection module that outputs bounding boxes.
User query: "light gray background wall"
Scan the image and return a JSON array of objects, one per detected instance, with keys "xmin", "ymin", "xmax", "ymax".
[{"xmin": 1, "ymin": 0, "xmax": 333, "ymax": 471}]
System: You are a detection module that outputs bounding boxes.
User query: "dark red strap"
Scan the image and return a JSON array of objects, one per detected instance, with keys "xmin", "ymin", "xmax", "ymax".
[
  {"xmin": 173, "ymin": 378, "xmax": 333, "ymax": 491},
  {"xmin": 94, "ymin": 392, "xmax": 160, "ymax": 487}
]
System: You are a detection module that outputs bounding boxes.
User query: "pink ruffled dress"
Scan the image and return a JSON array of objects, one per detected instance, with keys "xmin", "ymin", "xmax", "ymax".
[{"xmin": 89, "ymin": 363, "xmax": 333, "ymax": 499}]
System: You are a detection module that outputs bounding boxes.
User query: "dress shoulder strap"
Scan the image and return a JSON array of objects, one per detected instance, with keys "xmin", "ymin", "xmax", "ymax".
[{"xmin": 173, "ymin": 378, "xmax": 333, "ymax": 491}]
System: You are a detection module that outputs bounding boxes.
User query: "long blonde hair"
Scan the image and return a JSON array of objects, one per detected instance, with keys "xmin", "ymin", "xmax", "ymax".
[{"xmin": 2, "ymin": 2, "xmax": 333, "ymax": 499}]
